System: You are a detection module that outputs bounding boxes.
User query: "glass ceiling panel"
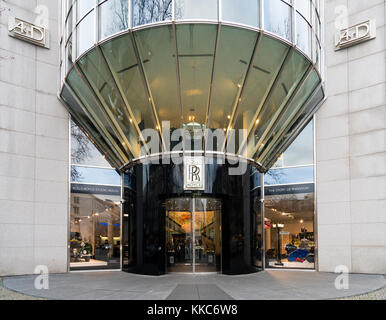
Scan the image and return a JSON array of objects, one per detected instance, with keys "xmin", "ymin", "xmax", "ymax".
[
  {"xmin": 134, "ymin": 25, "xmax": 180, "ymax": 128},
  {"xmin": 176, "ymin": 24, "xmax": 217, "ymax": 127},
  {"xmin": 250, "ymin": 49, "xmax": 311, "ymax": 158},
  {"xmin": 208, "ymin": 26, "xmax": 257, "ymax": 131},
  {"xmin": 77, "ymin": 50, "xmax": 141, "ymax": 157},
  {"xmin": 65, "ymin": 70, "xmax": 127, "ymax": 165},
  {"xmin": 100, "ymin": 33, "xmax": 155, "ymax": 132}
]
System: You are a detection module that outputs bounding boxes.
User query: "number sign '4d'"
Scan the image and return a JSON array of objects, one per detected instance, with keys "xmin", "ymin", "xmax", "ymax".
[
  {"xmin": 8, "ymin": 17, "xmax": 49, "ymax": 49},
  {"xmin": 335, "ymin": 20, "xmax": 376, "ymax": 51}
]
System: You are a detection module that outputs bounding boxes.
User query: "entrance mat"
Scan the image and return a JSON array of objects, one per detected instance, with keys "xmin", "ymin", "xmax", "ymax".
[{"xmin": 167, "ymin": 284, "xmax": 234, "ymax": 300}]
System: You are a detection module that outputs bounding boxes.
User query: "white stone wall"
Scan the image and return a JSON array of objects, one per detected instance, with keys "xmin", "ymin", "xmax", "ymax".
[
  {"xmin": 316, "ymin": 0, "xmax": 386, "ymax": 274},
  {"xmin": 0, "ymin": 0, "xmax": 68, "ymax": 276}
]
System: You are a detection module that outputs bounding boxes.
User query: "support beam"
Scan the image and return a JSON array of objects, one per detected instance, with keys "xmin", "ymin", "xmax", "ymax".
[
  {"xmin": 172, "ymin": 22, "xmax": 185, "ymax": 130},
  {"xmin": 204, "ymin": 23, "xmax": 221, "ymax": 133}
]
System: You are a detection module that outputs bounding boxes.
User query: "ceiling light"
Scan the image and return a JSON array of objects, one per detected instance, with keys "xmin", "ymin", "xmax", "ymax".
[
  {"xmin": 227, "ymin": 115, "xmax": 231, "ymax": 120},
  {"xmin": 256, "ymin": 119, "xmax": 260, "ymax": 125}
]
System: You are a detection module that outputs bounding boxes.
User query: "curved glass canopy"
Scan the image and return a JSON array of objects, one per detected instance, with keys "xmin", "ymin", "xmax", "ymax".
[{"xmin": 60, "ymin": 1, "xmax": 324, "ymax": 172}]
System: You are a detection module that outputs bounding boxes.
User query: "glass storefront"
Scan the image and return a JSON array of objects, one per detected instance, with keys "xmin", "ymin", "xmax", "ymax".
[
  {"xmin": 62, "ymin": 1, "xmax": 324, "ymax": 276},
  {"xmin": 69, "ymin": 118, "xmax": 316, "ymax": 273},
  {"xmin": 70, "ymin": 192, "xmax": 121, "ymax": 270},
  {"xmin": 70, "ymin": 122, "xmax": 122, "ymax": 270},
  {"xmin": 166, "ymin": 198, "xmax": 221, "ymax": 273},
  {"xmin": 264, "ymin": 190, "xmax": 315, "ymax": 269},
  {"xmin": 264, "ymin": 120, "xmax": 315, "ymax": 269}
]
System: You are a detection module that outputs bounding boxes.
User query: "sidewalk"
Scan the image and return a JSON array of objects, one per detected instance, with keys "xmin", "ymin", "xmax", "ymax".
[{"xmin": 2, "ymin": 270, "xmax": 385, "ymax": 300}]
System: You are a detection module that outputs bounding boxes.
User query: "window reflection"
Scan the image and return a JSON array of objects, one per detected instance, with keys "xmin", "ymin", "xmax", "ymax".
[
  {"xmin": 132, "ymin": 0, "xmax": 172, "ymax": 27},
  {"xmin": 273, "ymin": 120, "xmax": 314, "ymax": 168},
  {"xmin": 265, "ymin": 192, "xmax": 315, "ymax": 269},
  {"xmin": 222, "ymin": 0, "xmax": 260, "ymax": 27},
  {"xmin": 175, "ymin": 0, "xmax": 218, "ymax": 20},
  {"xmin": 265, "ymin": 166, "xmax": 314, "ymax": 185},
  {"xmin": 296, "ymin": 14, "xmax": 311, "ymax": 55},
  {"xmin": 77, "ymin": 0, "xmax": 95, "ymax": 22},
  {"xmin": 70, "ymin": 192, "xmax": 121, "ymax": 270},
  {"xmin": 71, "ymin": 166, "xmax": 121, "ymax": 185},
  {"xmin": 66, "ymin": 6, "xmax": 74, "ymax": 39},
  {"xmin": 296, "ymin": 0, "xmax": 310, "ymax": 21},
  {"xmin": 264, "ymin": 0, "xmax": 292, "ymax": 41},
  {"xmin": 77, "ymin": 11, "xmax": 95, "ymax": 56},
  {"xmin": 99, "ymin": 0, "xmax": 129, "ymax": 39}
]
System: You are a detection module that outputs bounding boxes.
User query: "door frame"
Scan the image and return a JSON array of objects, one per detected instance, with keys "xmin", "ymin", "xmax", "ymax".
[{"xmin": 165, "ymin": 195, "xmax": 222, "ymax": 274}]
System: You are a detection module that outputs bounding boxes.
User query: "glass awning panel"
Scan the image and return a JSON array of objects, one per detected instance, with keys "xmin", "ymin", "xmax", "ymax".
[
  {"xmin": 135, "ymin": 25, "xmax": 181, "ymax": 129},
  {"xmin": 100, "ymin": 34, "xmax": 156, "ymax": 133},
  {"xmin": 77, "ymin": 50, "xmax": 141, "ymax": 157},
  {"xmin": 61, "ymin": 23, "xmax": 324, "ymax": 171},
  {"xmin": 208, "ymin": 26, "xmax": 258, "ymax": 132},
  {"xmin": 177, "ymin": 24, "xmax": 217, "ymax": 127}
]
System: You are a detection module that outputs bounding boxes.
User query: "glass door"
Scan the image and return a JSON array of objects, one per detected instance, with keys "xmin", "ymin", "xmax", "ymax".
[
  {"xmin": 193, "ymin": 198, "xmax": 221, "ymax": 272},
  {"xmin": 166, "ymin": 197, "xmax": 221, "ymax": 273},
  {"xmin": 166, "ymin": 198, "xmax": 194, "ymax": 273}
]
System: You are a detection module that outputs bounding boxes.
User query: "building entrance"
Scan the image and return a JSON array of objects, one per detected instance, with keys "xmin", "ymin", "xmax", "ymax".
[{"xmin": 166, "ymin": 197, "xmax": 221, "ymax": 273}]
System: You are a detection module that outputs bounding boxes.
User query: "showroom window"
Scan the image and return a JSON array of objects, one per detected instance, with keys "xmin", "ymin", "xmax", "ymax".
[
  {"xmin": 264, "ymin": 190, "xmax": 315, "ymax": 269},
  {"xmin": 264, "ymin": 120, "xmax": 315, "ymax": 269},
  {"xmin": 70, "ymin": 121, "xmax": 122, "ymax": 271}
]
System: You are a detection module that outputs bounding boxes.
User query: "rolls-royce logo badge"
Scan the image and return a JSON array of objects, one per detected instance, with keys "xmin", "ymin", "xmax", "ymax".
[
  {"xmin": 189, "ymin": 165, "xmax": 201, "ymax": 182},
  {"xmin": 184, "ymin": 157, "xmax": 205, "ymax": 190}
]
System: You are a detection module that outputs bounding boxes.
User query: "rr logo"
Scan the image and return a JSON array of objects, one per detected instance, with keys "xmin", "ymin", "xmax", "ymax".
[{"xmin": 189, "ymin": 165, "xmax": 201, "ymax": 182}]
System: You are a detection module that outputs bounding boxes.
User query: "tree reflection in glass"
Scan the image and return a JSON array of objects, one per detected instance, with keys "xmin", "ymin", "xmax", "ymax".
[
  {"xmin": 264, "ymin": 0, "xmax": 292, "ymax": 41},
  {"xmin": 100, "ymin": 0, "xmax": 129, "ymax": 39},
  {"xmin": 132, "ymin": 0, "xmax": 172, "ymax": 27}
]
